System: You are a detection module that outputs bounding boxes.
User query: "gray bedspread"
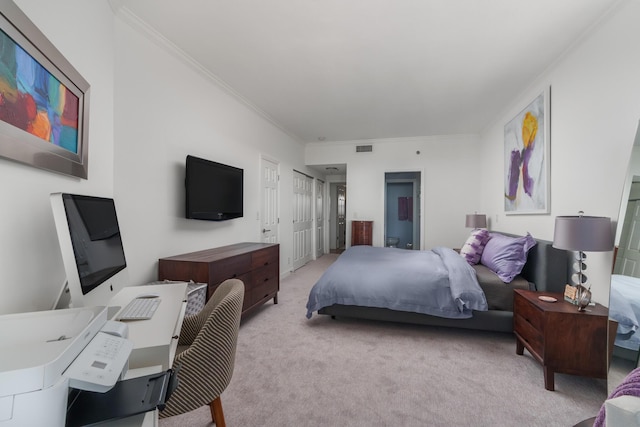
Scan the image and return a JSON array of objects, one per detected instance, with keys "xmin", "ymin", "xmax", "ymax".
[{"xmin": 306, "ymin": 246, "xmax": 488, "ymax": 319}]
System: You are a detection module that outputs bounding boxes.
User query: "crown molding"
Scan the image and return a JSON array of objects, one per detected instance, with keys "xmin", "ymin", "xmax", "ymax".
[{"xmin": 110, "ymin": 4, "xmax": 303, "ymax": 144}]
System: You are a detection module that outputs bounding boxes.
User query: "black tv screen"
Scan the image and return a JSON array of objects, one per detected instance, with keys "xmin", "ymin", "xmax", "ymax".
[{"xmin": 185, "ymin": 155, "xmax": 244, "ymax": 221}]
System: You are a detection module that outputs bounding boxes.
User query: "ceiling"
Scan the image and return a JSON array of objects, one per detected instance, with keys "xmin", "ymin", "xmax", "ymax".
[{"xmin": 113, "ymin": 0, "xmax": 620, "ymax": 145}]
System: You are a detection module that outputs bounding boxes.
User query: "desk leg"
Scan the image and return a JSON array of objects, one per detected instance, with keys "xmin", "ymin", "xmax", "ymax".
[
  {"xmin": 273, "ymin": 293, "xmax": 278, "ymax": 304},
  {"xmin": 516, "ymin": 338, "xmax": 524, "ymax": 355},
  {"xmin": 543, "ymin": 366, "xmax": 555, "ymax": 391}
]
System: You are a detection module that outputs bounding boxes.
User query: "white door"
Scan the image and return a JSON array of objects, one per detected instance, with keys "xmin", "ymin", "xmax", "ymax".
[
  {"xmin": 293, "ymin": 171, "xmax": 313, "ymax": 270},
  {"xmin": 261, "ymin": 157, "xmax": 279, "ymax": 244},
  {"xmin": 316, "ymin": 179, "xmax": 325, "ymax": 257}
]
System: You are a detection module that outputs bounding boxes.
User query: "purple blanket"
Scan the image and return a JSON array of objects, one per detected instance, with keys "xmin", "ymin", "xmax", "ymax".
[{"xmin": 595, "ymin": 367, "xmax": 640, "ymax": 426}]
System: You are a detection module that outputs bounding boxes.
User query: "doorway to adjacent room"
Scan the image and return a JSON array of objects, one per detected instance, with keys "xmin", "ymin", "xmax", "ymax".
[{"xmin": 384, "ymin": 172, "xmax": 421, "ymax": 250}]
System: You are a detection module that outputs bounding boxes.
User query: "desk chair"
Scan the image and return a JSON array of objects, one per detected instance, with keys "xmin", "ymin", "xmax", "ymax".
[{"xmin": 160, "ymin": 279, "xmax": 244, "ymax": 426}]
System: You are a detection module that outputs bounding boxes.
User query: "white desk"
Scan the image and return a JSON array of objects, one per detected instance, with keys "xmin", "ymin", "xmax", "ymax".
[
  {"xmin": 0, "ymin": 284, "xmax": 187, "ymax": 427},
  {"xmin": 109, "ymin": 283, "xmax": 188, "ymax": 371},
  {"xmin": 100, "ymin": 283, "xmax": 187, "ymax": 427},
  {"xmin": 101, "ymin": 283, "xmax": 188, "ymax": 426}
]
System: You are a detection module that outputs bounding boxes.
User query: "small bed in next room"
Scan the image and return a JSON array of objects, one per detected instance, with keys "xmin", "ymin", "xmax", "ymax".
[{"xmin": 306, "ymin": 231, "xmax": 570, "ymax": 332}]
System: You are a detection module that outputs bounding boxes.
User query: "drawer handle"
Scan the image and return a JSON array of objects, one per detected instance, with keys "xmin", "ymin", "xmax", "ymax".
[
  {"xmin": 232, "ymin": 273, "xmax": 237, "ymax": 278},
  {"xmin": 264, "ymin": 262, "xmax": 269, "ymax": 266},
  {"xmin": 264, "ymin": 278, "xmax": 269, "ymax": 282}
]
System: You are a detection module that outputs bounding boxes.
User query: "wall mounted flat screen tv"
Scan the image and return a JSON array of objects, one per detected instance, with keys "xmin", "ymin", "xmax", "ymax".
[{"xmin": 185, "ymin": 155, "xmax": 244, "ymax": 221}]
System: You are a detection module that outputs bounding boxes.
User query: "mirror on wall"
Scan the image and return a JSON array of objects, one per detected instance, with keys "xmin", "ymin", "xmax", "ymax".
[{"xmin": 609, "ymin": 121, "xmax": 640, "ymax": 391}]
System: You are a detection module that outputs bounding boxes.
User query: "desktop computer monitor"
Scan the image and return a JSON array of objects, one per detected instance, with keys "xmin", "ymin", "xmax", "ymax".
[{"xmin": 50, "ymin": 193, "xmax": 130, "ymax": 308}]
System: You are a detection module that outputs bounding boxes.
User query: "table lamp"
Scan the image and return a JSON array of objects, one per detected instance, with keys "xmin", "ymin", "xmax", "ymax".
[
  {"xmin": 552, "ymin": 211, "xmax": 613, "ymax": 311},
  {"xmin": 465, "ymin": 213, "xmax": 487, "ymax": 229}
]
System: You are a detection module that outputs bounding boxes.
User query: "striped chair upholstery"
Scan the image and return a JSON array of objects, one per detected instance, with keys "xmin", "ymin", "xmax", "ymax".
[{"xmin": 160, "ymin": 279, "xmax": 244, "ymax": 426}]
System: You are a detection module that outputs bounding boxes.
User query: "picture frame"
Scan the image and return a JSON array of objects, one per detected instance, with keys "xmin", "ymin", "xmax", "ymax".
[
  {"xmin": 504, "ymin": 87, "xmax": 550, "ymax": 214},
  {"xmin": 0, "ymin": 1, "xmax": 90, "ymax": 179}
]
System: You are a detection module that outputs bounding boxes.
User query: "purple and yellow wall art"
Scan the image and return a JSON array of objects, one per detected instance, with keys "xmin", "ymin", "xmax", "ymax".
[
  {"xmin": 504, "ymin": 90, "xmax": 549, "ymax": 214},
  {"xmin": 0, "ymin": 29, "xmax": 79, "ymax": 154}
]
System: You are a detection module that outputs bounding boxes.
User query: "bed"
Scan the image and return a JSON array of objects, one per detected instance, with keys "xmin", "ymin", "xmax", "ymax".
[
  {"xmin": 306, "ymin": 232, "xmax": 569, "ymax": 332},
  {"xmin": 610, "ymin": 274, "xmax": 640, "ymax": 359}
]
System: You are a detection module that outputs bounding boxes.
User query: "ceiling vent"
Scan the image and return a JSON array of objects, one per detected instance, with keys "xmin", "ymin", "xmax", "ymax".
[{"xmin": 356, "ymin": 145, "xmax": 373, "ymax": 153}]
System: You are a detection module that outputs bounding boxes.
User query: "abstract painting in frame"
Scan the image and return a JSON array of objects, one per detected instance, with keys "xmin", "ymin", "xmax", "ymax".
[
  {"xmin": 0, "ymin": 1, "xmax": 90, "ymax": 179},
  {"xmin": 504, "ymin": 87, "xmax": 550, "ymax": 214}
]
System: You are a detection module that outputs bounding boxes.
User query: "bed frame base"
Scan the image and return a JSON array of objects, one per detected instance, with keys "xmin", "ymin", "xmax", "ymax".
[{"xmin": 319, "ymin": 305, "xmax": 514, "ymax": 332}]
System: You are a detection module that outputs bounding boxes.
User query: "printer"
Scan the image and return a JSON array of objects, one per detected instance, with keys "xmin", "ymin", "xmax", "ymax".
[{"xmin": 0, "ymin": 306, "xmax": 133, "ymax": 426}]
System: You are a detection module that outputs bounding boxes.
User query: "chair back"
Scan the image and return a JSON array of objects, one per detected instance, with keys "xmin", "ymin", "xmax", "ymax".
[{"xmin": 160, "ymin": 279, "xmax": 244, "ymax": 418}]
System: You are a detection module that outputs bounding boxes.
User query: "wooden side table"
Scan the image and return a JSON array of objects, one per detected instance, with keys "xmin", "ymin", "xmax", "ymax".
[
  {"xmin": 351, "ymin": 220, "xmax": 373, "ymax": 246},
  {"xmin": 513, "ymin": 289, "xmax": 609, "ymax": 391}
]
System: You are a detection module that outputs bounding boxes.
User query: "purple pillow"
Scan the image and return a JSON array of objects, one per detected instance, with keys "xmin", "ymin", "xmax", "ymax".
[
  {"xmin": 480, "ymin": 232, "xmax": 537, "ymax": 282},
  {"xmin": 460, "ymin": 229, "xmax": 490, "ymax": 265}
]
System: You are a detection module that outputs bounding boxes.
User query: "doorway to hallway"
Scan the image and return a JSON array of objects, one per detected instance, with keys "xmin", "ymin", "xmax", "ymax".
[{"xmin": 329, "ymin": 183, "xmax": 346, "ymax": 253}]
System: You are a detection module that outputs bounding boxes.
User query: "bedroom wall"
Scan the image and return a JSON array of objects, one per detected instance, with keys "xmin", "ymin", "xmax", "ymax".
[
  {"xmin": 113, "ymin": 12, "xmax": 319, "ymax": 286},
  {"xmin": 477, "ymin": 0, "xmax": 640, "ymax": 305},
  {"xmin": 306, "ymin": 134, "xmax": 483, "ymax": 249},
  {"xmin": 0, "ymin": 0, "xmax": 321, "ymax": 315},
  {"xmin": 0, "ymin": 0, "xmax": 116, "ymax": 314}
]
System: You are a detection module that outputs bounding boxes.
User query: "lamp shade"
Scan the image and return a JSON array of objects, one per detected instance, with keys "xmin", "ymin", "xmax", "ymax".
[
  {"xmin": 465, "ymin": 214, "xmax": 487, "ymax": 228},
  {"xmin": 552, "ymin": 215, "xmax": 613, "ymax": 252}
]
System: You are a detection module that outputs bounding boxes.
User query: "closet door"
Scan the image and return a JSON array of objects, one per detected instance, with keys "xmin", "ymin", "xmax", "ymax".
[{"xmin": 316, "ymin": 179, "xmax": 325, "ymax": 256}]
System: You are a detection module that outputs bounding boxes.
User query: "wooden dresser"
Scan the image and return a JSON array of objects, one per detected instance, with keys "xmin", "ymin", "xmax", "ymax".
[
  {"xmin": 158, "ymin": 242, "xmax": 279, "ymax": 317},
  {"xmin": 351, "ymin": 220, "xmax": 373, "ymax": 246},
  {"xmin": 513, "ymin": 289, "xmax": 609, "ymax": 391}
]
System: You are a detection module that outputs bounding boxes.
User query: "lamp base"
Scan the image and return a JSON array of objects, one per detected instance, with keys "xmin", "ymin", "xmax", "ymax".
[{"xmin": 576, "ymin": 285, "xmax": 592, "ymax": 312}]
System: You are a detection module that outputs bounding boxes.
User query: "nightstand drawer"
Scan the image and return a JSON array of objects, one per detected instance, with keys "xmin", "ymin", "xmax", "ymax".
[
  {"xmin": 514, "ymin": 293, "xmax": 543, "ymax": 331},
  {"xmin": 514, "ymin": 313, "xmax": 543, "ymax": 356}
]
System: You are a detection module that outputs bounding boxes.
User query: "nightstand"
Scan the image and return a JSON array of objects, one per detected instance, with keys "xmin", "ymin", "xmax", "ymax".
[{"xmin": 513, "ymin": 289, "xmax": 609, "ymax": 391}]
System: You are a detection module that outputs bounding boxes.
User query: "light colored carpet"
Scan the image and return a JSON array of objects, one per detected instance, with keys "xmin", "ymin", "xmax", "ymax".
[{"xmin": 160, "ymin": 254, "xmax": 606, "ymax": 426}]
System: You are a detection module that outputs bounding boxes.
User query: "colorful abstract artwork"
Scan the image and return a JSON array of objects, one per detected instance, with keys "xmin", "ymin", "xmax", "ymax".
[
  {"xmin": 504, "ymin": 89, "xmax": 550, "ymax": 214},
  {"xmin": 0, "ymin": 29, "xmax": 79, "ymax": 153},
  {"xmin": 0, "ymin": 0, "xmax": 89, "ymax": 179}
]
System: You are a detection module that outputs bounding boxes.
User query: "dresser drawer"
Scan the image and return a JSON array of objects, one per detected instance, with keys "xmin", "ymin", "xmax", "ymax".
[
  {"xmin": 252, "ymin": 278, "xmax": 278, "ymax": 304},
  {"xmin": 251, "ymin": 246, "xmax": 278, "ymax": 269},
  {"xmin": 252, "ymin": 263, "xmax": 279, "ymax": 290},
  {"xmin": 514, "ymin": 293, "xmax": 543, "ymax": 331},
  {"xmin": 514, "ymin": 313, "xmax": 543, "ymax": 357},
  {"xmin": 210, "ymin": 254, "xmax": 251, "ymax": 284},
  {"xmin": 208, "ymin": 272, "xmax": 251, "ymax": 302}
]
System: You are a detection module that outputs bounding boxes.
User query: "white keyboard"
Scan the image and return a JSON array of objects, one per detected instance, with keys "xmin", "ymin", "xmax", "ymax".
[{"xmin": 117, "ymin": 297, "xmax": 161, "ymax": 320}]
